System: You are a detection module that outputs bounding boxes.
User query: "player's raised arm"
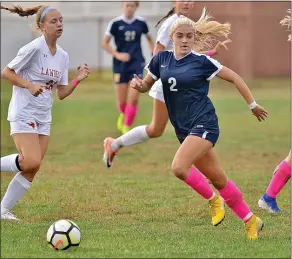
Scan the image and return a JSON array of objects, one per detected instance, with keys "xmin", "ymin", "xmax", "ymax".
[
  {"xmin": 56, "ymin": 62, "xmax": 90, "ymax": 100},
  {"xmin": 216, "ymin": 66, "xmax": 268, "ymax": 122}
]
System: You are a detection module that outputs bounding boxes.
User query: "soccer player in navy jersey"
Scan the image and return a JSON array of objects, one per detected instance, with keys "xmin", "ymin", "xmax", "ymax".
[
  {"xmin": 131, "ymin": 16, "xmax": 268, "ymax": 240},
  {"xmin": 103, "ymin": 6, "xmax": 232, "ymax": 228},
  {"xmin": 102, "ymin": 1, "xmax": 154, "ymax": 134},
  {"xmin": 103, "ymin": 5, "xmax": 231, "ymax": 167},
  {"xmin": 258, "ymin": 9, "xmax": 291, "ymax": 213}
]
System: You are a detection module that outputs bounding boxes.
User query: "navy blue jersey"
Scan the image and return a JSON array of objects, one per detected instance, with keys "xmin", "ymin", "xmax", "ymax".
[
  {"xmin": 105, "ymin": 16, "xmax": 149, "ymax": 73},
  {"xmin": 148, "ymin": 50, "xmax": 222, "ymax": 135}
]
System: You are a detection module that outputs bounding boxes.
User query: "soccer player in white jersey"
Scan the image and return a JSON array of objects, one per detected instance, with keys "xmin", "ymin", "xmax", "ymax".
[
  {"xmin": 0, "ymin": 5, "xmax": 90, "ymax": 220},
  {"xmin": 258, "ymin": 9, "xmax": 291, "ymax": 213},
  {"xmin": 103, "ymin": 3, "xmax": 232, "ymax": 227}
]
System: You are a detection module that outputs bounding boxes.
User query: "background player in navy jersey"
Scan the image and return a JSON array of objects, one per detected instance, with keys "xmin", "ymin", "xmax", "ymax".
[
  {"xmin": 131, "ymin": 16, "xmax": 268, "ymax": 240},
  {"xmin": 102, "ymin": 1, "xmax": 154, "ymax": 134},
  {"xmin": 258, "ymin": 9, "xmax": 291, "ymax": 213}
]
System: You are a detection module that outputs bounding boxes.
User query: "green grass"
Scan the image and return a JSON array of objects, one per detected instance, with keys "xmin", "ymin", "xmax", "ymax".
[{"xmin": 1, "ymin": 73, "xmax": 290, "ymax": 258}]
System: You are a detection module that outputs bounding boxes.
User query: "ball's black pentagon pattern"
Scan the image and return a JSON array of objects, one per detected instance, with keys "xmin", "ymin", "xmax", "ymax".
[{"xmin": 69, "ymin": 220, "xmax": 81, "ymax": 231}]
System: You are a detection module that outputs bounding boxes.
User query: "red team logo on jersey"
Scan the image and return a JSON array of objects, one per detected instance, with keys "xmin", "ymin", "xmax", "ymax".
[
  {"xmin": 45, "ymin": 80, "xmax": 57, "ymax": 91},
  {"xmin": 27, "ymin": 122, "xmax": 35, "ymax": 129},
  {"xmin": 41, "ymin": 67, "xmax": 61, "ymax": 79},
  {"xmin": 40, "ymin": 67, "xmax": 61, "ymax": 91}
]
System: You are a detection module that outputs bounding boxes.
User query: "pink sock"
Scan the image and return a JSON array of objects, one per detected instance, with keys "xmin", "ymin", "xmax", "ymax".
[
  {"xmin": 184, "ymin": 168, "xmax": 214, "ymax": 200},
  {"xmin": 124, "ymin": 103, "xmax": 138, "ymax": 127},
  {"xmin": 118, "ymin": 103, "xmax": 126, "ymax": 114},
  {"xmin": 219, "ymin": 180, "xmax": 253, "ymax": 223},
  {"xmin": 266, "ymin": 160, "xmax": 291, "ymax": 198}
]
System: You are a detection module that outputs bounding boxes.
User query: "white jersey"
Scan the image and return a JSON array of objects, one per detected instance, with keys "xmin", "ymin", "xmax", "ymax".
[
  {"xmin": 145, "ymin": 14, "xmax": 178, "ymax": 71},
  {"xmin": 149, "ymin": 14, "xmax": 179, "ymax": 103},
  {"xmin": 156, "ymin": 13, "xmax": 179, "ymax": 50},
  {"xmin": 7, "ymin": 35, "xmax": 69, "ymax": 123}
]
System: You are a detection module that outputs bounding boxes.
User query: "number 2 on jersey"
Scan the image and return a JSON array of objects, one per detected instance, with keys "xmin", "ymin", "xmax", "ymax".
[
  {"xmin": 125, "ymin": 31, "xmax": 136, "ymax": 41},
  {"xmin": 168, "ymin": 77, "xmax": 178, "ymax": 92}
]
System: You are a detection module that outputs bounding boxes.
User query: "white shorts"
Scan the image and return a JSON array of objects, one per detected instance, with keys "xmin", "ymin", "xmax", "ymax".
[
  {"xmin": 10, "ymin": 119, "xmax": 51, "ymax": 136},
  {"xmin": 149, "ymin": 79, "xmax": 165, "ymax": 103}
]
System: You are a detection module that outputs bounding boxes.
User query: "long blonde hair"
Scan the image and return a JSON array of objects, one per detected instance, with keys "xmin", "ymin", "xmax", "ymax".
[
  {"xmin": 170, "ymin": 8, "xmax": 231, "ymax": 52},
  {"xmin": 280, "ymin": 9, "xmax": 291, "ymax": 41}
]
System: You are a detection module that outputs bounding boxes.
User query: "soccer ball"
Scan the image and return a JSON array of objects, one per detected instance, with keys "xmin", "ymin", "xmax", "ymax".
[{"xmin": 46, "ymin": 219, "xmax": 81, "ymax": 250}]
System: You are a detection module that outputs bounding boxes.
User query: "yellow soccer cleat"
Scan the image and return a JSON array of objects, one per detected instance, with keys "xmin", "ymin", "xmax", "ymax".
[
  {"xmin": 245, "ymin": 215, "xmax": 264, "ymax": 240},
  {"xmin": 209, "ymin": 195, "xmax": 225, "ymax": 226},
  {"xmin": 117, "ymin": 113, "xmax": 124, "ymax": 133}
]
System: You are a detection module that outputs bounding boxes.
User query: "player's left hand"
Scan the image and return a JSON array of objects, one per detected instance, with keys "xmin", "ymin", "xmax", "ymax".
[
  {"xmin": 251, "ymin": 105, "xmax": 268, "ymax": 122},
  {"xmin": 214, "ymin": 39, "xmax": 232, "ymax": 55},
  {"xmin": 75, "ymin": 64, "xmax": 90, "ymax": 82}
]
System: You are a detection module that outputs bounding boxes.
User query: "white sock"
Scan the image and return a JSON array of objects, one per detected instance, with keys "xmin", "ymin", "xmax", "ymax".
[
  {"xmin": 1, "ymin": 154, "xmax": 21, "ymax": 173},
  {"xmin": 111, "ymin": 125, "xmax": 150, "ymax": 151},
  {"xmin": 1, "ymin": 172, "xmax": 31, "ymax": 212}
]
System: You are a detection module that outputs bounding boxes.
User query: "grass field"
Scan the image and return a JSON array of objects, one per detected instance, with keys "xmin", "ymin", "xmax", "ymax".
[{"xmin": 1, "ymin": 72, "xmax": 290, "ymax": 258}]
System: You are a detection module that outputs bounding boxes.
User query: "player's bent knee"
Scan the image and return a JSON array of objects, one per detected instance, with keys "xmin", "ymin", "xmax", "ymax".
[
  {"xmin": 171, "ymin": 162, "xmax": 188, "ymax": 180},
  {"xmin": 22, "ymin": 157, "xmax": 41, "ymax": 174}
]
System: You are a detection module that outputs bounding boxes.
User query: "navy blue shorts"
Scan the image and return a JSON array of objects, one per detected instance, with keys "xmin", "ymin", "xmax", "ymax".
[
  {"xmin": 176, "ymin": 114, "xmax": 220, "ymax": 146},
  {"xmin": 113, "ymin": 63, "xmax": 144, "ymax": 84},
  {"xmin": 113, "ymin": 70, "xmax": 143, "ymax": 84}
]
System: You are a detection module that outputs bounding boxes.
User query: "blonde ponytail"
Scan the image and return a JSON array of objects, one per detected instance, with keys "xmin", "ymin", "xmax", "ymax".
[
  {"xmin": 280, "ymin": 9, "xmax": 291, "ymax": 41},
  {"xmin": 170, "ymin": 8, "xmax": 231, "ymax": 52}
]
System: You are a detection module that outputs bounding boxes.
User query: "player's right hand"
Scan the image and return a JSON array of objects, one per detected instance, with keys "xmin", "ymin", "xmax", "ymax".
[
  {"xmin": 26, "ymin": 82, "xmax": 44, "ymax": 97},
  {"xmin": 115, "ymin": 52, "xmax": 130, "ymax": 62},
  {"xmin": 130, "ymin": 74, "xmax": 143, "ymax": 92}
]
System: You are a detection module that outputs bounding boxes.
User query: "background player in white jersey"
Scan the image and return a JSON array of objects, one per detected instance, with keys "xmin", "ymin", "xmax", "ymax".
[
  {"xmin": 258, "ymin": 9, "xmax": 291, "ymax": 213},
  {"xmin": 104, "ymin": 4, "xmax": 232, "ymax": 227},
  {"xmin": 0, "ymin": 5, "xmax": 90, "ymax": 220},
  {"xmin": 102, "ymin": 1, "xmax": 154, "ymax": 134}
]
